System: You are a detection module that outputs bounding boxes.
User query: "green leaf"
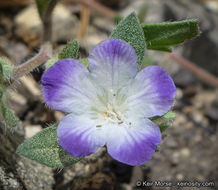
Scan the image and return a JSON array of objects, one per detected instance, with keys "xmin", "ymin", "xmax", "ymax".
[
  {"xmin": 151, "ymin": 111, "xmax": 176, "ymax": 133},
  {"xmin": 45, "ymin": 57, "xmax": 59, "ymax": 70},
  {"xmin": 0, "ymin": 92, "xmax": 18, "ymax": 128},
  {"xmin": 0, "ymin": 57, "xmax": 13, "ymax": 82},
  {"xmin": 141, "ymin": 19, "xmax": 200, "ymax": 51},
  {"xmin": 159, "ymin": 123, "xmax": 171, "ymax": 133},
  {"xmin": 113, "ymin": 14, "xmax": 122, "ymax": 25},
  {"xmin": 80, "ymin": 58, "xmax": 88, "ymax": 68},
  {"xmin": 1, "ymin": 103, "xmax": 18, "ymax": 128},
  {"xmin": 0, "ymin": 64, "xmax": 3, "ymax": 83},
  {"xmin": 162, "ymin": 111, "xmax": 176, "ymax": 119},
  {"xmin": 138, "ymin": 3, "xmax": 148, "ymax": 23},
  {"xmin": 16, "ymin": 124, "xmax": 82, "ymax": 168},
  {"xmin": 0, "ymin": 86, "xmax": 3, "ymax": 99},
  {"xmin": 111, "ymin": 12, "xmax": 146, "ymax": 66},
  {"xmin": 151, "ymin": 111, "xmax": 176, "ymax": 121},
  {"xmin": 58, "ymin": 40, "xmax": 79, "ymax": 60}
]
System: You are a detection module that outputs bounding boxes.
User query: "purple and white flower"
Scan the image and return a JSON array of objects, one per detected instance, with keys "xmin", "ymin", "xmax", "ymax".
[{"xmin": 41, "ymin": 39, "xmax": 176, "ymax": 166}]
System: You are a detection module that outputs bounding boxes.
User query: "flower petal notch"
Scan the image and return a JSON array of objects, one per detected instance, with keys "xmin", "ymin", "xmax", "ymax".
[{"xmin": 41, "ymin": 38, "xmax": 176, "ymax": 166}]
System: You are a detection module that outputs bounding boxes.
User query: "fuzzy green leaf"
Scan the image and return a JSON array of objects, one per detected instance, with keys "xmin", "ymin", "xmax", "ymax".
[
  {"xmin": 0, "ymin": 87, "xmax": 3, "ymax": 99},
  {"xmin": 80, "ymin": 58, "xmax": 88, "ymax": 67},
  {"xmin": 151, "ymin": 111, "xmax": 176, "ymax": 133},
  {"xmin": 141, "ymin": 19, "xmax": 200, "ymax": 51},
  {"xmin": 1, "ymin": 103, "xmax": 18, "ymax": 128},
  {"xmin": 58, "ymin": 40, "xmax": 79, "ymax": 60},
  {"xmin": 113, "ymin": 15, "xmax": 122, "ymax": 25},
  {"xmin": 1, "ymin": 92, "xmax": 18, "ymax": 128},
  {"xmin": 45, "ymin": 57, "xmax": 59, "ymax": 70},
  {"xmin": 0, "ymin": 57, "xmax": 13, "ymax": 82},
  {"xmin": 159, "ymin": 123, "xmax": 171, "ymax": 133},
  {"xmin": 0, "ymin": 66, "xmax": 3, "ymax": 83},
  {"xmin": 111, "ymin": 12, "xmax": 146, "ymax": 66},
  {"xmin": 162, "ymin": 111, "xmax": 176, "ymax": 119},
  {"xmin": 152, "ymin": 112, "xmax": 176, "ymax": 152},
  {"xmin": 16, "ymin": 124, "xmax": 81, "ymax": 168}
]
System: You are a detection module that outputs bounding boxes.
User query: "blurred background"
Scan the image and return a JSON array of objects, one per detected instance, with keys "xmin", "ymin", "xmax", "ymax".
[{"xmin": 0, "ymin": 0, "xmax": 217, "ymax": 189}]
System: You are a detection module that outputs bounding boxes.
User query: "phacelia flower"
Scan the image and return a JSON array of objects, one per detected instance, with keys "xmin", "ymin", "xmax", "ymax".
[{"xmin": 41, "ymin": 39, "xmax": 176, "ymax": 166}]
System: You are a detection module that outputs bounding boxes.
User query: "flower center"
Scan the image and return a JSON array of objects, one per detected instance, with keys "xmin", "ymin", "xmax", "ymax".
[
  {"xmin": 103, "ymin": 104, "xmax": 124, "ymax": 125},
  {"xmin": 92, "ymin": 89, "xmax": 132, "ymax": 127}
]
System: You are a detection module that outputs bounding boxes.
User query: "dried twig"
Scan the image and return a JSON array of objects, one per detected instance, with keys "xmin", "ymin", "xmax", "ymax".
[
  {"xmin": 0, "ymin": 0, "xmax": 33, "ymax": 7},
  {"xmin": 77, "ymin": 5, "xmax": 90, "ymax": 41},
  {"xmin": 169, "ymin": 53, "xmax": 218, "ymax": 88}
]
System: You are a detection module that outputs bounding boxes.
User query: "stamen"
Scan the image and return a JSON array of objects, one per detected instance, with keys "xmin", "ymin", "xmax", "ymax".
[{"xmin": 116, "ymin": 115, "xmax": 122, "ymax": 121}]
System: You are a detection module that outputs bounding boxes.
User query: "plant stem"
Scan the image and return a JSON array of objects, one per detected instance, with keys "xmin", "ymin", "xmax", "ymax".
[
  {"xmin": 169, "ymin": 53, "xmax": 218, "ymax": 88},
  {"xmin": 12, "ymin": 43, "xmax": 51, "ymax": 80},
  {"xmin": 42, "ymin": 0, "xmax": 58, "ymax": 42}
]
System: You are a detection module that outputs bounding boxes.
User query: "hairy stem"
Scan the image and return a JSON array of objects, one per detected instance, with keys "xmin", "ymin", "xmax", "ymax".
[
  {"xmin": 169, "ymin": 53, "xmax": 218, "ymax": 88},
  {"xmin": 12, "ymin": 43, "xmax": 51, "ymax": 80}
]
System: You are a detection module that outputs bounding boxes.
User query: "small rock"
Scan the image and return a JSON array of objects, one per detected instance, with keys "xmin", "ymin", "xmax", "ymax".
[
  {"xmin": 173, "ymin": 69, "xmax": 197, "ymax": 87},
  {"xmin": 166, "ymin": 137, "xmax": 178, "ymax": 148},
  {"xmin": 194, "ymin": 134, "xmax": 202, "ymax": 143},
  {"xmin": 180, "ymin": 148, "xmax": 190, "ymax": 158},
  {"xmin": 176, "ymin": 173, "xmax": 184, "ymax": 180},
  {"xmin": 176, "ymin": 88, "xmax": 183, "ymax": 100},
  {"xmin": 92, "ymin": 16, "xmax": 114, "ymax": 33},
  {"xmin": 25, "ymin": 125, "xmax": 41, "ymax": 138},
  {"xmin": 91, "ymin": 172, "xmax": 114, "ymax": 190},
  {"xmin": 205, "ymin": 0, "xmax": 218, "ymax": 13},
  {"xmin": 206, "ymin": 99, "xmax": 218, "ymax": 121},
  {"xmin": 0, "ymin": 40, "xmax": 29, "ymax": 64},
  {"xmin": 15, "ymin": 4, "xmax": 78, "ymax": 47},
  {"xmin": 171, "ymin": 152, "xmax": 180, "ymax": 165}
]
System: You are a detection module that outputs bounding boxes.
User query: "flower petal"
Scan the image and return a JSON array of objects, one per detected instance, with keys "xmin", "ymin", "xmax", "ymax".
[
  {"xmin": 41, "ymin": 59, "xmax": 94, "ymax": 113},
  {"xmin": 57, "ymin": 113, "xmax": 107, "ymax": 157},
  {"xmin": 126, "ymin": 66, "xmax": 176, "ymax": 118},
  {"xmin": 88, "ymin": 39, "xmax": 137, "ymax": 90},
  {"xmin": 106, "ymin": 119, "xmax": 161, "ymax": 166}
]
